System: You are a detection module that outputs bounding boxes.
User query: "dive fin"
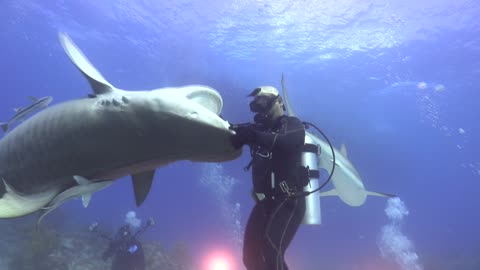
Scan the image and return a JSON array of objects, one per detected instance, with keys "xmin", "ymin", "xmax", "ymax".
[
  {"xmin": 319, "ymin": 188, "xmax": 339, "ymax": 197},
  {"xmin": 58, "ymin": 32, "xmax": 114, "ymax": 95},
  {"xmin": 0, "ymin": 123, "xmax": 8, "ymax": 133},
  {"xmin": 131, "ymin": 170, "xmax": 155, "ymax": 207}
]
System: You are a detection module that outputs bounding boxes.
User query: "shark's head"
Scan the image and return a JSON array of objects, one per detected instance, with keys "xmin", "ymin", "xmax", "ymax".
[
  {"xmin": 149, "ymin": 85, "xmax": 230, "ymax": 131},
  {"xmin": 143, "ymin": 85, "xmax": 242, "ymax": 162},
  {"xmin": 59, "ymin": 32, "xmax": 242, "ymax": 164}
]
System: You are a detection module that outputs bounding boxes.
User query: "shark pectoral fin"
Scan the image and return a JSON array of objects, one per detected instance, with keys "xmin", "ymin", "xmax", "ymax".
[
  {"xmin": 0, "ymin": 123, "xmax": 9, "ymax": 133},
  {"xmin": 365, "ymin": 191, "xmax": 396, "ymax": 198},
  {"xmin": 82, "ymin": 194, "xmax": 92, "ymax": 208},
  {"xmin": 131, "ymin": 170, "xmax": 155, "ymax": 207},
  {"xmin": 68, "ymin": 176, "xmax": 94, "ymax": 207},
  {"xmin": 58, "ymin": 32, "xmax": 114, "ymax": 95},
  {"xmin": 319, "ymin": 188, "xmax": 339, "ymax": 197},
  {"xmin": 340, "ymin": 144, "xmax": 348, "ymax": 158}
]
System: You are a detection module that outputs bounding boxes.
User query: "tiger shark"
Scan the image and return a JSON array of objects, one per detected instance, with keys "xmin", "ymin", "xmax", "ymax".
[
  {"xmin": 0, "ymin": 32, "xmax": 241, "ymax": 220},
  {"xmin": 281, "ymin": 74, "xmax": 394, "ymax": 209}
]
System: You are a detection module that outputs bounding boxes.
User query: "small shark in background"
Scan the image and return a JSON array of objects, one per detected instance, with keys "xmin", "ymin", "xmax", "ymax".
[
  {"xmin": 0, "ymin": 96, "xmax": 53, "ymax": 133},
  {"xmin": 0, "ymin": 32, "xmax": 241, "ymax": 223},
  {"xmin": 281, "ymin": 74, "xmax": 394, "ymax": 208}
]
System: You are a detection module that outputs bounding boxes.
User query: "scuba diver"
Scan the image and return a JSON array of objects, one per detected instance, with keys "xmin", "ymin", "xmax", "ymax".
[
  {"xmin": 229, "ymin": 86, "xmax": 314, "ymax": 270},
  {"xmin": 89, "ymin": 216, "xmax": 155, "ymax": 270}
]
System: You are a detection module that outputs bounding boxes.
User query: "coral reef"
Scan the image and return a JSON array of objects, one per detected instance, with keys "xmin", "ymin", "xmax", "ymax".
[{"xmin": 2, "ymin": 223, "xmax": 195, "ymax": 270}]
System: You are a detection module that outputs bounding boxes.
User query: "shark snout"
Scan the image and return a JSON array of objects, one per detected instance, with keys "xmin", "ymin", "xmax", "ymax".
[{"xmin": 149, "ymin": 85, "xmax": 233, "ymax": 133}]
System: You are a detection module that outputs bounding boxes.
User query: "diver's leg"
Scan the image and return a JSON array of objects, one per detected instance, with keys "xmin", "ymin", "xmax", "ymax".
[
  {"xmin": 263, "ymin": 197, "xmax": 305, "ymax": 270},
  {"xmin": 136, "ymin": 244, "xmax": 146, "ymax": 270},
  {"xmin": 243, "ymin": 201, "xmax": 268, "ymax": 270},
  {"xmin": 110, "ymin": 255, "xmax": 123, "ymax": 270},
  {"xmin": 278, "ymin": 197, "xmax": 306, "ymax": 268}
]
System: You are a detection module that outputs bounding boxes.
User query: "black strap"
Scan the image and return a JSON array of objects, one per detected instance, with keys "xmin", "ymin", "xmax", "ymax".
[
  {"xmin": 244, "ymin": 158, "xmax": 254, "ymax": 171},
  {"xmin": 309, "ymin": 169, "xmax": 320, "ymax": 178},
  {"xmin": 302, "ymin": 143, "xmax": 319, "ymax": 153}
]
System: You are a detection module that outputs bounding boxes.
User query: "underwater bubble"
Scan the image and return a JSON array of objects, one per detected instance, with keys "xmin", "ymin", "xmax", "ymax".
[
  {"xmin": 125, "ymin": 211, "xmax": 141, "ymax": 229},
  {"xmin": 416, "ymin": 81, "xmax": 428, "ymax": 90},
  {"xmin": 378, "ymin": 198, "xmax": 423, "ymax": 270},
  {"xmin": 385, "ymin": 197, "xmax": 409, "ymax": 222},
  {"xmin": 434, "ymin": 84, "xmax": 446, "ymax": 92}
]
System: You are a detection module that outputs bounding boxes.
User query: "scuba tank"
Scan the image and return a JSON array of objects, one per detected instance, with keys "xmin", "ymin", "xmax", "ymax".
[{"xmin": 301, "ymin": 132, "xmax": 322, "ymax": 225}]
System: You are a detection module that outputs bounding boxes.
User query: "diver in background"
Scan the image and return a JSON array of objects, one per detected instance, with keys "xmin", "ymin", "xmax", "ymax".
[
  {"xmin": 89, "ymin": 214, "xmax": 155, "ymax": 270},
  {"xmin": 229, "ymin": 86, "xmax": 308, "ymax": 270}
]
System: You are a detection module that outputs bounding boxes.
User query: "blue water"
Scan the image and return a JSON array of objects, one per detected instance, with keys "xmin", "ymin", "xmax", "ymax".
[{"xmin": 1, "ymin": 1, "xmax": 479, "ymax": 269}]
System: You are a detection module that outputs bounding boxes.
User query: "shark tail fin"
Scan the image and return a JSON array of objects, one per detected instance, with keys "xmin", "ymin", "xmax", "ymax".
[
  {"xmin": 319, "ymin": 188, "xmax": 339, "ymax": 197},
  {"xmin": 0, "ymin": 123, "xmax": 9, "ymax": 133},
  {"xmin": 58, "ymin": 32, "xmax": 114, "ymax": 95},
  {"xmin": 366, "ymin": 191, "xmax": 396, "ymax": 198}
]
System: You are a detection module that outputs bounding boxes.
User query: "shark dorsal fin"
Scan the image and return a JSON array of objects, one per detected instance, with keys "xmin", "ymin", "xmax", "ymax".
[
  {"xmin": 131, "ymin": 170, "xmax": 155, "ymax": 207},
  {"xmin": 2, "ymin": 178, "xmax": 21, "ymax": 195},
  {"xmin": 281, "ymin": 73, "xmax": 297, "ymax": 117},
  {"xmin": 73, "ymin": 175, "xmax": 90, "ymax": 185},
  {"xmin": 13, "ymin": 108, "xmax": 20, "ymax": 113},
  {"xmin": 340, "ymin": 144, "xmax": 348, "ymax": 158},
  {"xmin": 28, "ymin": 96, "xmax": 38, "ymax": 102},
  {"xmin": 58, "ymin": 32, "xmax": 114, "ymax": 95}
]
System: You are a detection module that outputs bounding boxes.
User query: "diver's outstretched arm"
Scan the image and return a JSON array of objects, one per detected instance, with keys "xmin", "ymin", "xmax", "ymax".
[
  {"xmin": 133, "ymin": 217, "xmax": 155, "ymax": 237},
  {"xmin": 88, "ymin": 221, "xmax": 112, "ymax": 240}
]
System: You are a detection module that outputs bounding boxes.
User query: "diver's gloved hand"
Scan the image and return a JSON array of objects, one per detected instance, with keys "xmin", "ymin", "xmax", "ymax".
[
  {"xmin": 88, "ymin": 221, "xmax": 99, "ymax": 232},
  {"xmin": 229, "ymin": 123, "xmax": 257, "ymax": 148},
  {"xmin": 147, "ymin": 217, "xmax": 155, "ymax": 227}
]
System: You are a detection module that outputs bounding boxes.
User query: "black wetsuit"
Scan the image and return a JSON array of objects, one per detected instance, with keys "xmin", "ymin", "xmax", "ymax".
[
  {"xmin": 238, "ymin": 115, "xmax": 307, "ymax": 270},
  {"xmin": 102, "ymin": 231, "xmax": 146, "ymax": 270}
]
